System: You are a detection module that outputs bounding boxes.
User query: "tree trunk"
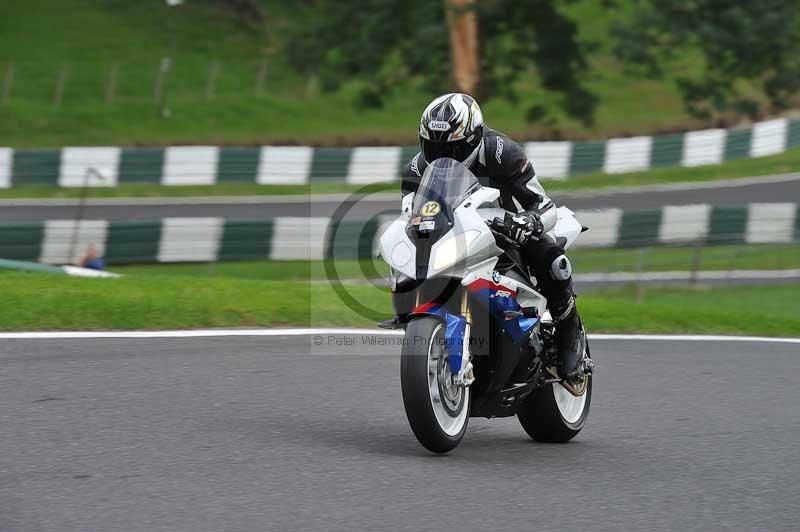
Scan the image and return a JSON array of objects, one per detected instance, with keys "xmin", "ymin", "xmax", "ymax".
[{"xmin": 446, "ymin": 0, "xmax": 479, "ymax": 96}]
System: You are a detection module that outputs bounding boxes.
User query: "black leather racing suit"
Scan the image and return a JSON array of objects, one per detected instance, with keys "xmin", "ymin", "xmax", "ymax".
[{"xmin": 401, "ymin": 127, "xmax": 574, "ymax": 318}]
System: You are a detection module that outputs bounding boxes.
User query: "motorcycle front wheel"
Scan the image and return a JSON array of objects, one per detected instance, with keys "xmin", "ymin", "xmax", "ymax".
[{"xmin": 401, "ymin": 316, "xmax": 470, "ymax": 453}]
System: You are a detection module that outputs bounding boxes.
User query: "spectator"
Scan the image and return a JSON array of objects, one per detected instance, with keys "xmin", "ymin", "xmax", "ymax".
[{"xmin": 78, "ymin": 244, "xmax": 105, "ymax": 271}]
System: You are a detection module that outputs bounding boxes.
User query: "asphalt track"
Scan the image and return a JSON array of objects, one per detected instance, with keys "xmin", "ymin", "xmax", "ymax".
[
  {"xmin": 1, "ymin": 332, "xmax": 798, "ymax": 531},
  {"xmin": 0, "ymin": 173, "xmax": 796, "ymax": 221}
]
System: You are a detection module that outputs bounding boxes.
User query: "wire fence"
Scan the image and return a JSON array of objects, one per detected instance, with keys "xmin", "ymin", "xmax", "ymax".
[
  {"xmin": 2, "ymin": 60, "xmax": 800, "ymax": 183},
  {"xmin": 0, "ymin": 57, "xmax": 292, "ymax": 108}
]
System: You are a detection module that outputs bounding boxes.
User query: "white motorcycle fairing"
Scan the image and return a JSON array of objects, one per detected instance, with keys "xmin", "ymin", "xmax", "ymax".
[
  {"xmin": 378, "ymin": 171, "xmax": 584, "ymax": 379},
  {"xmin": 384, "ymin": 158, "xmax": 593, "ymax": 453}
]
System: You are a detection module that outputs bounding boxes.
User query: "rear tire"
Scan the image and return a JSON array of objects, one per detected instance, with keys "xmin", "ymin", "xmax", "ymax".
[
  {"xmin": 517, "ymin": 333, "xmax": 592, "ymax": 443},
  {"xmin": 401, "ymin": 317, "xmax": 470, "ymax": 453}
]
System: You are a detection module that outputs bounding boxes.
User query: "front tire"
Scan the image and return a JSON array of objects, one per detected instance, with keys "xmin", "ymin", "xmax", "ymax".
[
  {"xmin": 517, "ymin": 332, "xmax": 592, "ymax": 443},
  {"xmin": 401, "ymin": 317, "xmax": 470, "ymax": 453}
]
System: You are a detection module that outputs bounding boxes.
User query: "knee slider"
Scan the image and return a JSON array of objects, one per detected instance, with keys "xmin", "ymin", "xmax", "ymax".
[{"xmin": 550, "ymin": 254, "xmax": 572, "ymax": 281}]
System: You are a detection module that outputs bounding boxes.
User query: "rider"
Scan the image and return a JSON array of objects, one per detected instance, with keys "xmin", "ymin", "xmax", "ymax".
[{"xmin": 401, "ymin": 93, "xmax": 583, "ymax": 380}]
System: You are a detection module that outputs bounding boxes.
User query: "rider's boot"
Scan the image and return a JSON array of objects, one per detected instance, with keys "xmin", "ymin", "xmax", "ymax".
[
  {"xmin": 510, "ymin": 291, "xmax": 583, "ymax": 385},
  {"xmin": 551, "ymin": 294, "xmax": 584, "ymax": 380}
]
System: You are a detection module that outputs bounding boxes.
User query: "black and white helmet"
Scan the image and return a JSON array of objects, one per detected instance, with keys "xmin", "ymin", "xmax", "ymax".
[{"xmin": 419, "ymin": 93, "xmax": 484, "ymax": 165}]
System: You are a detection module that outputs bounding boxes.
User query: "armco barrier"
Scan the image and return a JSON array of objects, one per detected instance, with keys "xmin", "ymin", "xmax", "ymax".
[
  {"xmin": 0, "ymin": 204, "xmax": 797, "ymax": 265},
  {"xmin": 2, "ymin": 117, "xmax": 800, "ymax": 187}
]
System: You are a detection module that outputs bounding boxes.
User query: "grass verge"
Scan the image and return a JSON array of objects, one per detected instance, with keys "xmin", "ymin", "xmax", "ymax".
[
  {"xmin": 1, "ymin": 148, "xmax": 798, "ymax": 199},
  {"xmin": 113, "ymin": 259, "xmax": 389, "ymax": 281},
  {"xmin": 109, "ymin": 244, "xmax": 800, "ymax": 281},
  {"xmin": 570, "ymin": 244, "xmax": 800, "ymax": 273},
  {"xmin": 0, "ymin": 1, "xmax": 710, "ymax": 147},
  {"xmin": 0, "ymin": 271, "xmax": 797, "ymax": 336}
]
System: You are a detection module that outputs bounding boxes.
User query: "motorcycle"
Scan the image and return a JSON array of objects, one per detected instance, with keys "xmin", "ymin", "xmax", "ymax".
[{"xmin": 378, "ymin": 158, "xmax": 594, "ymax": 453}]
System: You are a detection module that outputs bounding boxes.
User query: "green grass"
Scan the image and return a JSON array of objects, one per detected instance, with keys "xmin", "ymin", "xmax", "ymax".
[
  {"xmin": 0, "ymin": 271, "xmax": 347, "ymax": 330},
  {"xmin": 114, "ymin": 259, "xmax": 390, "ymax": 281},
  {"xmin": 0, "ymin": 0, "xmax": 740, "ymax": 148},
  {"xmin": 0, "ymin": 271, "xmax": 797, "ymax": 335},
  {"xmin": 108, "ymin": 244, "xmax": 800, "ymax": 282},
  {"xmin": 579, "ymin": 284, "xmax": 800, "ymax": 337},
  {"xmin": 571, "ymin": 244, "xmax": 800, "ymax": 273},
  {"xmin": 0, "ymin": 146, "xmax": 799, "ymax": 199}
]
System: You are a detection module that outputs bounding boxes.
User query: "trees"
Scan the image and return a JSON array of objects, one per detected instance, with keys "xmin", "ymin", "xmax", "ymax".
[
  {"xmin": 285, "ymin": 0, "xmax": 595, "ymax": 123},
  {"xmin": 477, "ymin": 0, "xmax": 595, "ymax": 124},
  {"xmin": 614, "ymin": 0, "xmax": 800, "ymax": 120},
  {"xmin": 284, "ymin": 0, "xmax": 800, "ymax": 126},
  {"xmin": 220, "ymin": 0, "xmax": 264, "ymax": 23},
  {"xmin": 284, "ymin": 1, "xmax": 448, "ymax": 107}
]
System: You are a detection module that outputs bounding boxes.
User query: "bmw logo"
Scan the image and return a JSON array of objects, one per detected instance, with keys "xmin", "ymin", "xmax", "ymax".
[{"xmin": 491, "ymin": 271, "xmax": 501, "ymax": 284}]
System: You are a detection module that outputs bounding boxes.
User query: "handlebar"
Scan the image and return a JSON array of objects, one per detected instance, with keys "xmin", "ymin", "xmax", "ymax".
[
  {"xmin": 487, "ymin": 215, "xmax": 538, "ymax": 247},
  {"xmin": 488, "ymin": 217, "xmax": 522, "ymax": 248}
]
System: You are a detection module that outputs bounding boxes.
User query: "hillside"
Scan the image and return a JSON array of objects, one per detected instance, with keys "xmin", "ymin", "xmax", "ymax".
[{"xmin": 0, "ymin": 0, "xmax": 763, "ymax": 147}]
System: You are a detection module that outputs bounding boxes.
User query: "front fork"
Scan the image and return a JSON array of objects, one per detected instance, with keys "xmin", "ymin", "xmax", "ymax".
[
  {"xmin": 452, "ymin": 290, "xmax": 475, "ymax": 387},
  {"xmin": 399, "ymin": 282, "xmax": 475, "ymax": 386}
]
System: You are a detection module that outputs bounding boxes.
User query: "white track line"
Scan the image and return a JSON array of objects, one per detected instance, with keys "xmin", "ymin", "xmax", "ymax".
[
  {"xmin": 589, "ymin": 334, "xmax": 800, "ymax": 344},
  {"xmin": 0, "ymin": 329, "xmax": 797, "ymax": 343}
]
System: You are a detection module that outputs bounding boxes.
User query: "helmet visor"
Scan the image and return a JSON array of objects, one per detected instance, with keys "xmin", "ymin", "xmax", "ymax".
[{"xmin": 421, "ymin": 138, "xmax": 474, "ymax": 164}]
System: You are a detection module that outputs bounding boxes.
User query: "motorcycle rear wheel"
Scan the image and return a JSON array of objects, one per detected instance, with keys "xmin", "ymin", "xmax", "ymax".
[
  {"xmin": 401, "ymin": 316, "xmax": 470, "ymax": 453},
  {"xmin": 517, "ymin": 332, "xmax": 592, "ymax": 442}
]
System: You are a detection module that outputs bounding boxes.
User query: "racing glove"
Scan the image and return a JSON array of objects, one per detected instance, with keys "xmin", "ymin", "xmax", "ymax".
[{"xmin": 498, "ymin": 211, "xmax": 544, "ymax": 245}]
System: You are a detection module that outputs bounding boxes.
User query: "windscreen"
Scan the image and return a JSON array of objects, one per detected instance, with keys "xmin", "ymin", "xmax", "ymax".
[
  {"xmin": 410, "ymin": 158, "xmax": 479, "ymax": 227},
  {"xmin": 407, "ymin": 158, "xmax": 480, "ymax": 280}
]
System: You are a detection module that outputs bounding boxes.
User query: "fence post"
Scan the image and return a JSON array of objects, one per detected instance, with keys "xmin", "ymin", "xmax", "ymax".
[
  {"xmin": 105, "ymin": 62, "xmax": 119, "ymax": 104},
  {"xmin": 634, "ymin": 247, "xmax": 646, "ymax": 304},
  {"xmin": 53, "ymin": 64, "xmax": 68, "ymax": 108},
  {"xmin": 205, "ymin": 59, "xmax": 218, "ymax": 100},
  {"xmin": 68, "ymin": 168, "xmax": 105, "ymax": 265},
  {"xmin": 254, "ymin": 57, "xmax": 267, "ymax": 96},
  {"xmin": 305, "ymin": 74, "xmax": 319, "ymax": 98},
  {"xmin": 154, "ymin": 57, "xmax": 171, "ymax": 114},
  {"xmin": 690, "ymin": 240, "xmax": 703, "ymax": 285},
  {"xmin": 726, "ymin": 247, "xmax": 739, "ymax": 279},
  {"xmin": 1, "ymin": 62, "xmax": 13, "ymax": 104}
]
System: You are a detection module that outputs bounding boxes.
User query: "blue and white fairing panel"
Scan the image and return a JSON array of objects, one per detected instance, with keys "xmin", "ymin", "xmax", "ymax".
[{"xmin": 464, "ymin": 277, "xmax": 538, "ymax": 344}]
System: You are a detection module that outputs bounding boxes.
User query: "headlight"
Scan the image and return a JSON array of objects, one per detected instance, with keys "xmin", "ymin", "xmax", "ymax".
[
  {"xmin": 391, "ymin": 242, "xmax": 412, "ymax": 268},
  {"xmin": 431, "ymin": 230, "xmax": 480, "ymax": 271}
]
